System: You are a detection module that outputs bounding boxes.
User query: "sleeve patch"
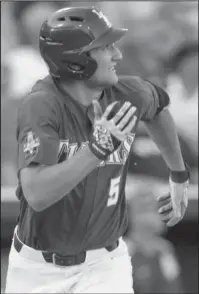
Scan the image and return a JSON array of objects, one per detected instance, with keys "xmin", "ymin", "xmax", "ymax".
[{"xmin": 23, "ymin": 131, "xmax": 40, "ymax": 159}]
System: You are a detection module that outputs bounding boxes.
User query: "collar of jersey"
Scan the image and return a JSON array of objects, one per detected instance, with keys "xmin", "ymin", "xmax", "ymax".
[{"xmin": 50, "ymin": 76, "xmax": 113, "ymax": 123}]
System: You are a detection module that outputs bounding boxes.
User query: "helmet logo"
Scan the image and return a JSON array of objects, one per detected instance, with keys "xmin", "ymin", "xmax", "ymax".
[{"xmin": 92, "ymin": 9, "xmax": 112, "ymax": 28}]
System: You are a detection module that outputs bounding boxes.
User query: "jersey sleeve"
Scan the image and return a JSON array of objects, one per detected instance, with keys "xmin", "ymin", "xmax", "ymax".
[
  {"xmin": 137, "ymin": 78, "xmax": 170, "ymax": 122},
  {"xmin": 118, "ymin": 76, "xmax": 170, "ymax": 122},
  {"xmin": 17, "ymin": 92, "xmax": 60, "ymax": 172},
  {"xmin": 124, "ymin": 76, "xmax": 170, "ymax": 122}
]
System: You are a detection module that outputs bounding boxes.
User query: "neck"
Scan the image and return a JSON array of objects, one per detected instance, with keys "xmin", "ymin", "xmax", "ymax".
[{"xmin": 60, "ymin": 80, "xmax": 104, "ymax": 106}]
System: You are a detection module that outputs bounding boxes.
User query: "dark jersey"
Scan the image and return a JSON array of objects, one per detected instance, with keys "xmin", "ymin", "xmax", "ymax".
[{"xmin": 16, "ymin": 75, "xmax": 160, "ymax": 254}]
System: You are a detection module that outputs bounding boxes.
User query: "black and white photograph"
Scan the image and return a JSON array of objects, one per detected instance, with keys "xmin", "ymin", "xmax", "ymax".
[{"xmin": 1, "ymin": 1, "xmax": 198, "ymax": 293}]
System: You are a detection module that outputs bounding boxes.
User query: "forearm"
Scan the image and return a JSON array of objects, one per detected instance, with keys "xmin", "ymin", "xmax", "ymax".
[
  {"xmin": 22, "ymin": 145, "xmax": 100, "ymax": 211},
  {"xmin": 144, "ymin": 109, "xmax": 185, "ymax": 171}
]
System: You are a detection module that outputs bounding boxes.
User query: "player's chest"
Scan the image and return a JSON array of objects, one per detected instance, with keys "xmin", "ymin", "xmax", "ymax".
[
  {"xmin": 57, "ymin": 102, "xmax": 92, "ymax": 159},
  {"xmin": 57, "ymin": 90, "xmax": 137, "ymax": 165},
  {"xmin": 58, "ymin": 132, "xmax": 135, "ymax": 167}
]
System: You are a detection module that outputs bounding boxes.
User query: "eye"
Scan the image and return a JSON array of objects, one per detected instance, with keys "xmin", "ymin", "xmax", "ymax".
[{"xmin": 103, "ymin": 43, "xmax": 115, "ymax": 51}]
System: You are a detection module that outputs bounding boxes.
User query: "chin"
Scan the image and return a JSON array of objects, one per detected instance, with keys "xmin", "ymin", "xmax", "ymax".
[
  {"xmin": 104, "ymin": 73, "xmax": 119, "ymax": 86},
  {"xmin": 89, "ymin": 73, "xmax": 119, "ymax": 87}
]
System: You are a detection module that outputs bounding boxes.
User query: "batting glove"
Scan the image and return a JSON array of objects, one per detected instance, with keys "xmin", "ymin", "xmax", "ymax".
[
  {"xmin": 89, "ymin": 100, "xmax": 137, "ymax": 160},
  {"xmin": 157, "ymin": 166, "xmax": 189, "ymax": 227}
]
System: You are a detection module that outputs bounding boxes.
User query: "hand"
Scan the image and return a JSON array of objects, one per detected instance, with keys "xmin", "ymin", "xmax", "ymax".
[
  {"xmin": 157, "ymin": 179, "xmax": 189, "ymax": 227},
  {"xmin": 89, "ymin": 100, "xmax": 137, "ymax": 160}
]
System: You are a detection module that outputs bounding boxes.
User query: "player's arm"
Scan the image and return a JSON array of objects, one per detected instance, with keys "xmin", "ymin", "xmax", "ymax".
[
  {"xmin": 18, "ymin": 94, "xmax": 101, "ymax": 212},
  {"xmin": 21, "ymin": 147, "xmax": 101, "ymax": 210},
  {"xmin": 144, "ymin": 108, "xmax": 189, "ymax": 227},
  {"xmin": 139, "ymin": 79, "xmax": 189, "ymax": 226},
  {"xmin": 19, "ymin": 94, "xmax": 136, "ymax": 212},
  {"xmin": 137, "ymin": 79, "xmax": 185, "ymax": 170},
  {"xmin": 144, "ymin": 108, "xmax": 185, "ymax": 171}
]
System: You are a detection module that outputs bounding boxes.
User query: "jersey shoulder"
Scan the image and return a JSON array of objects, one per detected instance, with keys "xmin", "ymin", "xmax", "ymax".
[
  {"xmin": 117, "ymin": 75, "xmax": 155, "ymax": 95},
  {"xmin": 29, "ymin": 75, "xmax": 60, "ymax": 103},
  {"xmin": 113, "ymin": 75, "xmax": 157, "ymax": 119},
  {"xmin": 115, "ymin": 75, "xmax": 170, "ymax": 121},
  {"xmin": 18, "ymin": 76, "xmax": 61, "ymax": 127},
  {"xmin": 117, "ymin": 74, "xmax": 170, "ymax": 105}
]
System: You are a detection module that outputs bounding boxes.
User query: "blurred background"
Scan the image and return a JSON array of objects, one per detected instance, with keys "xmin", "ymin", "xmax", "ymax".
[{"xmin": 1, "ymin": 1, "xmax": 198, "ymax": 293}]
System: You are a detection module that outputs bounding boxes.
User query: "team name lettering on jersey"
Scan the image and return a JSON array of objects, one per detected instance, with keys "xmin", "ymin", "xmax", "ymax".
[
  {"xmin": 58, "ymin": 134, "xmax": 135, "ymax": 165},
  {"xmin": 100, "ymin": 133, "xmax": 135, "ymax": 166},
  {"xmin": 58, "ymin": 141, "xmax": 88, "ymax": 162}
]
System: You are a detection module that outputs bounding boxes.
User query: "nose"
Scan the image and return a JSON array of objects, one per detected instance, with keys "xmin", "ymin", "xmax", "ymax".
[{"xmin": 112, "ymin": 44, "xmax": 123, "ymax": 61}]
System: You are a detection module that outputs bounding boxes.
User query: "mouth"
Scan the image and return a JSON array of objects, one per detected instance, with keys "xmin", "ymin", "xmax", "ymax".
[{"xmin": 109, "ymin": 66, "xmax": 116, "ymax": 72}]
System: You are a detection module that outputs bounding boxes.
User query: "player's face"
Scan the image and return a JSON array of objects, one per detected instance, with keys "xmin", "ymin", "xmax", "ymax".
[{"xmin": 88, "ymin": 43, "xmax": 123, "ymax": 87}]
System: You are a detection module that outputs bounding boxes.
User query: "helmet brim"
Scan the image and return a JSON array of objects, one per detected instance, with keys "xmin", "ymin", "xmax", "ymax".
[{"xmin": 81, "ymin": 27, "xmax": 128, "ymax": 53}]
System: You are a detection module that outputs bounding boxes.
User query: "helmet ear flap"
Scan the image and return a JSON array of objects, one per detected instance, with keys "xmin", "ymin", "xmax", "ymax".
[
  {"xmin": 58, "ymin": 51, "xmax": 98, "ymax": 80},
  {"xmin": 41, "ymin": 41, "xmax": 98, "ymax": 80},
  {"xmin": 43, "ymin": 54, "xmax": 60, "ymax": 78}
]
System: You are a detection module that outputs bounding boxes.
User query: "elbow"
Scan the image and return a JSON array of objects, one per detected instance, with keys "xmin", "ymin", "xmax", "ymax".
[
  {"xmin": 30, "ymin": 199, "xmax": 47, "ymax": 212},
  {"xmin": 23, "ymin": 185, "xmax": 46, "ymax": 212},
  {"xmin": 20, "ymin": 166, "xmax": 48, "ymax": 212},
  {"xmin": 21, "ymin": 177, "xmax": 47, "ymax": 212}
]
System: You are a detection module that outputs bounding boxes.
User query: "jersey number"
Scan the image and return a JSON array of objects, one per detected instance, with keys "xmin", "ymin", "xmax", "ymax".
[{"xmin": 107, "ymin": 176, "xmax": 121, "ymax": 207}]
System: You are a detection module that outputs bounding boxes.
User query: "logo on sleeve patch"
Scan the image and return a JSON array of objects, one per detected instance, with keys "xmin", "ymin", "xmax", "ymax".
[{"xmin": 23, "ymin": 131, "xmax": 40, "ymax": 159}]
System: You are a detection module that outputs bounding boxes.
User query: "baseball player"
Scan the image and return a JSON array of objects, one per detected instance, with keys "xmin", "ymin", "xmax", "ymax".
[{"xmin": 5, "ymin": 7, "xmax": 189, "ymax": 293}]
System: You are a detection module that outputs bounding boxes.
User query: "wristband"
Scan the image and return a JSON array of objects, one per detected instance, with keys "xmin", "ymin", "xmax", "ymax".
[
  {"xmin": 170, "ymin": 164, "xmax": 190, "ymax": 183},
  {"xmin": 89, "ymin": 125, "xmax": 121, "ymax": 160}
]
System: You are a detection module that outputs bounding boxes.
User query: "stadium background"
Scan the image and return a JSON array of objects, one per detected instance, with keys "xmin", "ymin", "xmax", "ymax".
[{"xmin": 1, "ymin": 1, "xmax": 198, "ymax": 293}]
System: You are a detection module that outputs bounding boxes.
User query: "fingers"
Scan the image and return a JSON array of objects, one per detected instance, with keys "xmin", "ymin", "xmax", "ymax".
[
  {"xmin": 161, "ymin": 211, "xmax": 174, "ymax": 223},
  {"xmin": 112, "ymin": 102, "xmax": 132, "ymax": 123},
  {"xmin": 157, "ymin": 180, "xmax": 189, "ymax": 227},
  {"xmin": 166, "ymin": 202, "xmax": 186, "ymax": 227},
  {"xmin": 159, "ymin": 201, "xmax": 186, "ymax": 227},
  {"xmin": 157, "ymin": 194, "xmax": 171, "ymax": 211},
  {"xmin": 102, "ymin": 101, "xmax": 119, "ymax": 119},
  {"xmin": 158, "ymin": 201, "xmax": 173, "ymax": 214},
  {"xmin": 159, "ymin": 210, "xmax": 182, "ymax": 227},
  {"xmin": 93, "ymin": 100, "xmax": 104, "ymax": 121},
  {"xmin": 121, "ymin": 115, "xmax": 137, "ymax": 134},
  {"xmin": 167, "ymin": 216, "xmax": 183, "ymax": 227},
  {"xmin": 157, "ymin": 194, "xmax": 171, "ymax": 202},
  {"xmin": 117, "ymin": 106, "xmax": 137, "ymax": 130},
  {"xmin": 96, "ymin": 101, "xmax": 138, "ymax": 143}
]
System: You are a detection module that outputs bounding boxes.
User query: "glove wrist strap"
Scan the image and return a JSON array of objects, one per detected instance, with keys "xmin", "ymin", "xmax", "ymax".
[
  {"xmin": 170, "ymin": 164, "xmax": 190, "ymax": 183},
  {"xmin": 89, "ymin": 124, "xmax": 121, "ymax": 161},
  {"xmin": 88, "ymin": 141, "xmax": 109, "ymax": 161}
]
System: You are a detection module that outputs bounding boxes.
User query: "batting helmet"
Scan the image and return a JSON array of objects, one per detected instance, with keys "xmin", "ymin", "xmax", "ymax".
[{"xmin": 39, "ymin": 7, "xmax": 128, "ymax": 80}]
